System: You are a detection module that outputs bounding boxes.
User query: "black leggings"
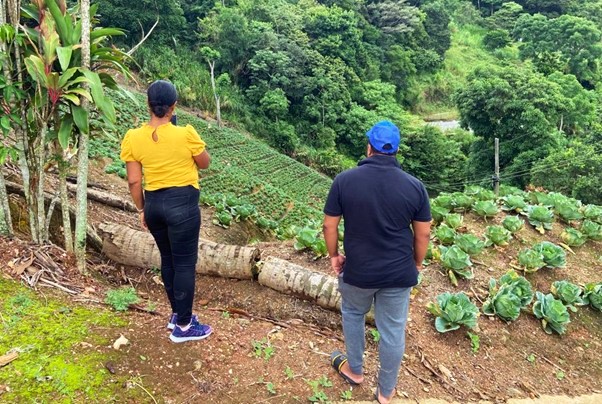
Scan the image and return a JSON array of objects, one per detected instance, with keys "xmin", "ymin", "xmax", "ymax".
[{"xmin": 144, "ymin": 186, "xmax": 200, "ymax": 326}]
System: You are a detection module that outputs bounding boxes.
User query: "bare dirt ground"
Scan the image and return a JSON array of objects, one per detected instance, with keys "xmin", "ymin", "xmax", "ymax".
[{"xmin": 2, "ymin": 163, "xmax": 601, "ymax": 403}]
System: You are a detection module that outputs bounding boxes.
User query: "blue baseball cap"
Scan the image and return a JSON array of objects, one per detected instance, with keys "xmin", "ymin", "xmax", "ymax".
[{"xmin": 366, "ymin": 121, "xmax": 400, "ymax": 154}]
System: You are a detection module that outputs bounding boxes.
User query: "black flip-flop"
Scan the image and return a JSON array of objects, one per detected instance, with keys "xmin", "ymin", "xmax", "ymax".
[{"xmin": 330, "ymin": 350, "xmax": 360, "ymax": 386}]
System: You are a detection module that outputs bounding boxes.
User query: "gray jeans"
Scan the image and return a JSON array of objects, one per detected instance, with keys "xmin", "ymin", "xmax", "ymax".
[{"xmin": 338, "ymin": 276, "xmax": 412, "ymax": 397}]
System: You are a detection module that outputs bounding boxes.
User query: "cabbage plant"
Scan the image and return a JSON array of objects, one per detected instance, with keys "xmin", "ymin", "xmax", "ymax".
[
  {"xmin": 502, "ymin": 216, "xmax": 524, "ymax": 233},
  {"xmin": 529, "ymin": 191, "xmax": 555, "ymax": 207},
  {"xmin": 431, "ymin": 206, "xmax": 449, "ymax": 223},
  {"xmin": 499, "ymin": 185, "xmax": 527, "ymax": 198},
  {"xmin": 561, "ymin": 228, "xmax": 587, "ymax": 247},
  {"xmin": 551, "ymin": 281, "xmax": 586, "ymax": 312},
  {"xmin": 432, "ymin": 193, "xmax": 454, "ymax": 210},
  {"xmin": 435, "ymin": 224, "xmax": 456, "ymax": 245},
  {"xmin": 444, "ymin": 213, "xmax": 463, "ymax": 230},
  {"xmin": 581, "ymin": 205, "xmax": 602, "ymax": 223},
  {"xmin": 484, "ymin": 225, "xmax": 512, "ymax": 246},
  {"xmin": 581, "ymin": 220, "xmax": 602, "ymax": 241},
  {"xmin": 526, "ymin": 205, "xmax": 554, "ymax": 234},
  {"xmin": 501, "ymin": 195, "xmax": 527, "ymax": 212},
  {"xmin": 426, "ymin": 292, "xmax": 479, "ymax": 333},
  {"xmin": 533, "ymin": 241, "xmax": 566, "ymax": 268},
  {"xmin": 473, "ymin": 201, "xmax": 499, "ymax": 219},
  {"xmin": 583, "ymin": 283, "xmax": 602, "ymax": 311},
  {"xmin": 533, "ymin": 292, "xmax": 571, "ymax": 335},
  {"xmin": 454, "ymin": 234, "xmax": 485, "ymax": 256},
  {"xmin": 517, "ymin": 248, "xmax": 546, "ymax": 272},
  {"xmin": 464, "ymin": 186, "xmax": 495, "ymax": 201},
  {"xmin": 555, "ymin": 201, "xmax": 583, "ymax": 223},
  {"xmin": 439, "ymin": 245, "xmax": 473, "ymax": 286},
  {"xmin": 482, "ymin": 270, "xmax": 533, "ymax": 321},
  {"xmin": 451, "ymin": 192, "xmax": 474, "ymax": 211}
]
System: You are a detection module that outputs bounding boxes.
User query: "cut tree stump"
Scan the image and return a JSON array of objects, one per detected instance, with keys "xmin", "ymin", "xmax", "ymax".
[
  {"xmin": 258, "ymin": 256, "xmax": 341, "ymax": 312},
  {"xmin": 98, "ymin": 223, "xmax": 261, "ymax": 279}
]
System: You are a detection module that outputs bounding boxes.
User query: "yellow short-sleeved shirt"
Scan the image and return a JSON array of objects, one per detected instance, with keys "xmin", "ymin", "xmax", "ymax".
[{"xmin": 120, "ymin": 123, "xmax": 206, "ymax": 191}]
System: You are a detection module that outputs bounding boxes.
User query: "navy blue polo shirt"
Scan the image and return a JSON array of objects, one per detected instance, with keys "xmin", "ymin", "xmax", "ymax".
[{"xmin": 324, "ymin": 155, "xmax": 431, "ymax": 289}]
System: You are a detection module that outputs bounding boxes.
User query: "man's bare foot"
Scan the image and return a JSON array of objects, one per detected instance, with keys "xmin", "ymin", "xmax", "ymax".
[{"xmin": 339, "ymin": 361, "xmax": 364, "ymax": 384}]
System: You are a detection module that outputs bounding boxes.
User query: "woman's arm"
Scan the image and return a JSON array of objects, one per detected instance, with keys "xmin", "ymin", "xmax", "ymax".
[
  {"xmin": 126, "ymin": 161, "xmax": 144, "ymax": 210},
  {"xmin": 193, "ymin": 150, "xmax": 211, "ymax": 169}
]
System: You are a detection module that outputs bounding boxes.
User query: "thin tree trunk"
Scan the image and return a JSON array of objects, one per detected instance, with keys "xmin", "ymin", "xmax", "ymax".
[
  {"xmin": 99, "ymin": 223, "xmax": 261, "ymax": 279},
  {"xmin": 35, "ymin": 122, "xmax": 48, "ymax": 243},
  {"xmin": 59, "ymin": 164, "xmax": 73, "ymax": 252},
  {"xmin": 209, "ymin": 60, "xmax": 222, "ymax": 128},
  {"xmin": 0, "ymin": 0, "xmax": 14, "ymax": 236},
  {"xmin": 0, "ymin": 171, "xmax": 12, "ymax": 236},
  {"xmin": 75, "ymin": 0, "xmax": 91, "ymax": 271}
]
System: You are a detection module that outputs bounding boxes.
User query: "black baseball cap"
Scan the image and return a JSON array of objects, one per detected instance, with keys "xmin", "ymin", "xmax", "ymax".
[{"xmin": 147, "ymin": 80, "xmax": 178, "ymax": 107}]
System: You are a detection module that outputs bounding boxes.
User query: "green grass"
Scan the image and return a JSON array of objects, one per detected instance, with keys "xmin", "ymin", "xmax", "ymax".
[
  {"xmin": 0, "ymin": 278, "xmax": 136, "ymax": 403},
  {"xmin": 94, "ymin": 90, "xmax": 332, "ymax": 227},
  {"xmin": 413, "ymin": 23, "xmax": 520, "ymax": 118}
]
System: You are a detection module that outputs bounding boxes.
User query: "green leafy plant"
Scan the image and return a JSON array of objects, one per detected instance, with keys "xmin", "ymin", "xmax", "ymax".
[
  {"xmin": 484, "ymin": 225, "xmax": 512, "ymax": 246},
  {"xmin": 532, "ymin": 241, "xmax": 566, "ymax": 268},
  {"xmin": 454, "ymin": 234, "xmax": 485, "ymax": 256},
  {"xmin": 266, "ymin": 382, "xmax": 276, "ymax": 395},
  {"xmin": 451, "ymin": 192, "xmax": 474, "ymax": 211},
  {"xmin": 467, "ymin": 332, "xmax": 480, "ymax": 354},
  {"xmin": 431, "ymin": 206, "xmax": 450, "ymax": 223},
  {"xmin": 532, "ymin": 292, "xmax": 571, "ymax": 335},
  {"xmin": 526, "ymin": 205, "xmax": 554, "ymax": 234},
  {"xmin": 551, "ymin": 281, "xmax": 586, "ymax": 312},
  {"xmin": 439, "ymin": 245, "xmax": 473, "ymax": 286},
  {"xmin": 560, "ymin": 228, "xmax": 587, "ymax": 247},
  {"xmin": 432, "ymin": 194, "xmax": 454, "ymax": 210},
  {"xmin": 444, "ymin": 213, "xmax": 463, "ymax": 230},
  {"xmin": 555, "ymin": 201, "xmax": 583, "ymax": 223},
  {"xmin": 530, "ymin": 192, "xmax": 555, "ymax": 207},
  {"xmin": 293, "ymin": 227, "xmax": 327, "ymax": 258},
  {"xmin": 307, "ymin": 379, "xmax": 329, "ymax": 403},
  {"xmin": 464, "ymin": 186, "xmax": 495, "ymax": 201},
  {"xmin": 369, "ymin": 329, "xmax": 381, "ymax": 343},
  {"xmin": 517, "ymin": 248, "xmax": 546, "ymax": 272},
  {"xmin": 580, "ymin": 220, "xmax": 602, "ymax": 241},
  {"xmin": 284, "ymin": 366, "xmax": 295, "ymax": 380},
  {"xmin": 472, "ymin": 200, "xmax": 499, "ymax": 219},
  {"xmin": 426, "ymin": 292, "xmax": 479, "ymax": 333},
  {"xmin": 583, "ymin": 283, "xmax": 602, "ymax": 311},
  {"xmin": 435, "ymin": 224, "xmax": 456, "ymax": 245},
  {"xmin": 317, "ymin": 375, "xmax": 332, "ymax": 388},
  {"xmin": 105, "ymin": 287, "xmax": 140, "ymax": 311},
  {"xmin": 251, "ymin": 338, "xmax": 275, "ymax": 361},
  {"xmin": 482, "ymin": 270, "xmax": 533, "ymax": 321},
  {"xmin": 502, "ymin": 216, "xmax": 525, "ymax": 233},
  {"xmin": 340, "ymin": 389, "xmax": 353, "ymax": 400},
  {"xmin": 213, "ymin": 211, "xmax": 233, "ymax": 227},
  {"xmin": 581, "ymin": 205, "xmax": 602, "ymax": 223},
  {"xmin": 501, "ymin": 195, "xmax": 528, "ymax": 212}
]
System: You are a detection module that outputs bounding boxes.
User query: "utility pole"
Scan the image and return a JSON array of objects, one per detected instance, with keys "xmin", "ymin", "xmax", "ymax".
[{"xmin": 493, "ymin": 137, "xmax": 500, "ymax": 197}]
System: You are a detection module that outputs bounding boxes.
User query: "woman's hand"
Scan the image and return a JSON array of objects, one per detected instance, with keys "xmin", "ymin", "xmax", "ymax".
[{"xmin": 140, "ymin": 212, "xmax": 147, "ymax": 230}]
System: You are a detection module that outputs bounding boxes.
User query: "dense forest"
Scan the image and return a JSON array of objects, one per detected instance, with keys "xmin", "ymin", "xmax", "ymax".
[{"xmin": 57, "ymin": 1, "xmax": 602, "ymax": 203}]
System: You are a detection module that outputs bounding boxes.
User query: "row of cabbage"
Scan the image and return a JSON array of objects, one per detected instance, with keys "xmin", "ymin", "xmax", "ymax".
[{"xmin": 426, "ymin": 270, "xmax": 602, "ymax": 335}]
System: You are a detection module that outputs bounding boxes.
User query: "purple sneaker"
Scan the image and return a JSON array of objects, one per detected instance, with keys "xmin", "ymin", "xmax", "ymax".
[
  {"xmin": 169, "ymin": 319, "xmax": 213, "ymax": 343},
  {"xmin": 167, "ymin": 313, "xmax": 198, "ymax": 330}
]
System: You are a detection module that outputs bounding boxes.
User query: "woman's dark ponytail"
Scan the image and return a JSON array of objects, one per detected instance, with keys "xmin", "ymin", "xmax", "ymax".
[
  {"xmin": 147, "ymin": 80, "xmax": 178, "ymax": 118},
  {"xmin": 150, "ymin": 104, "xmax": 170, "ymax": 118}
]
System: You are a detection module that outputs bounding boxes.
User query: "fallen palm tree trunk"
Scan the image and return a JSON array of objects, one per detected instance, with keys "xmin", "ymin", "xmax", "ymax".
[
  {"xmin": 258, "ymin": 256, "xmax": 342, "ymax": 311},
  {"xmin": 98, "ymin": 223, "xmax": 260, "ymax": 279}
]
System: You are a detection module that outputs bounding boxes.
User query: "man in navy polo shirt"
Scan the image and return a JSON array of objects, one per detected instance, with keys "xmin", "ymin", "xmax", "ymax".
[{"xmin": 323, "ymin": 121, "xmax": 431, "ymax": 404}]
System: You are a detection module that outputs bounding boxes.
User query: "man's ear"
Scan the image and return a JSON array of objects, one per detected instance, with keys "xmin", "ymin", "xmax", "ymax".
[{"xmin": 366, "ymin": 143, "xmax": 373, "ymax": 157}]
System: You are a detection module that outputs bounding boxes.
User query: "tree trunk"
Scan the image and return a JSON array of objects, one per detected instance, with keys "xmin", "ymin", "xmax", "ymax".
[
  {"xmin": 98, "ymin": 223, "xmax": 261, "ymax": 279},
  {"xmin": 5, "ymin": 180, "xmax": 102, "ymax": 251},
  {"xmin": 75, "ymin": 0, "xmax": 91, "ymax": 271},
  {"xmin": 208, "ymin": 60, "xmax": 222, "ymax": 128},
  {"xmin": 59, "ymin": 164, "xmax": 73, "ymax": 252},
  {"xmin": 0, "ymin": 171, "xmax": 12, "ymax": 236},
  {"xmin": 34, "ymin": 122, "xmax": 48, "ymax": 243},
  {"xmin": 66, "ymin": 182, "xmax": 137, "ymax": 211},
  {"xmin": 258, "ymin": 256, "xmax": 341, "ymax": 312}
]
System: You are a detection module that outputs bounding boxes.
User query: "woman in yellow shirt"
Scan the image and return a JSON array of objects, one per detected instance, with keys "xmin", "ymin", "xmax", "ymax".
[{"xmin": 120, "ymin": 80, "xmax": 212, "ymax": 343}]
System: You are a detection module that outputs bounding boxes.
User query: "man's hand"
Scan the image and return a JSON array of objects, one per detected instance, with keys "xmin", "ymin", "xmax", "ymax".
[
  {"xmin": 140, "ymin": 212, "xmax": 147, "ymax": 230},
  {"xmin": 416, "ymin": 263, "xmax": 423, "ymax": 272},
  {"xmin": 330, "ymin": 254, "xmax": 346, "ymax": 275}
]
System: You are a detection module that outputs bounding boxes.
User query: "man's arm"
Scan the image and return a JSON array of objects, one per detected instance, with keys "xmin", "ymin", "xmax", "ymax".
[
  {"xmin": 412, "ymin": 220, "xmax": 431, "ymax": 271},
  {"xmin": 323, "ymin": 214, "xmax": 345, "ymax": 274}
]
